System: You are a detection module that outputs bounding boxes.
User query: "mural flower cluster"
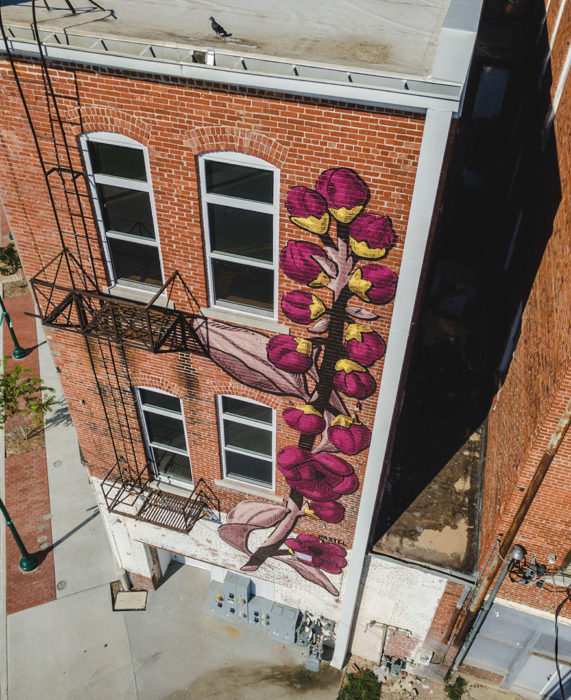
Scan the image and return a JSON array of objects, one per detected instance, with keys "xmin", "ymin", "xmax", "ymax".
[{"xmin": 208, "ymin": 167, "xmax": 398, "ymax": 596}]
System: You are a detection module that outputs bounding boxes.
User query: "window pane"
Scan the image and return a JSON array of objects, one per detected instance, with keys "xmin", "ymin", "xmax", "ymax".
[
  {"xmin": 88, "ymin": 141, "xmax": 147, "ymax": 181},
  {"xmin": 140, "ymin": 389, "xmax": 181, "ymax": 414},
  {"xmin": 224, "ymin": 420, "xmax": 272, "ymax": 457},
  {"xmin": 145, "ymin": 412, "xmax": 187, "ymax": 451},
  {"xmin": 212, "ymin": 259, "xmax": 273, "ymax": 312},
  {"xmin": 107, "ymin": 238, "xmax": 162, "ymax": 286},
  {"xmin": 222, "ymin": 397, "xmax": 272, "ymax": 424},
  {"xmin": 208, "ymin": 204, "xmax": 273, "ymax": 262},
  {"xmin": 97, "ymin": 183, "xmax": 155, "ymax": 239},
  {"xmin": 225, "ymin": 450, "xmax": 272, "ymax": 486},
  {"xmin": 205, "ymin": 161, "xmax": 273, "ymax": 203},
  {"xmin": 152, "ymin": 447, "xmax": 192, "ymax": 483}
]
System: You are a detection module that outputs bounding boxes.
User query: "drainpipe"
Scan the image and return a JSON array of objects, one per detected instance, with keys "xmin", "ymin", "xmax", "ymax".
[{"xmin": 451, "ymin": 396, "xmax": 571, "ymax": 665}]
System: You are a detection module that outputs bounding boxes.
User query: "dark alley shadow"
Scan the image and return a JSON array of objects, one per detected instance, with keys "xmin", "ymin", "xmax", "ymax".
[{"xmin": 373, "ymin": 0, "xmax": 562, "ymax": 574}]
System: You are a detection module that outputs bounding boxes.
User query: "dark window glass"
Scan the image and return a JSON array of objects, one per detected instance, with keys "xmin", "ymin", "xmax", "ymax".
[
  {"xmin": 107, "ymin": 238, "xmax": 162, "ymax": 286},
  {"xmin": 222, "ymin": 398, "xmax": 272, "ymax": 424},
  {"xmin": 205, "ymin": 161, "xmax": 273, "ymax": 203},
  {"xmin": 140, "ymin": 390, "xmax": 181, "ymax": 414},
  {"xmin": 224, "ymin": 421, "xmax": 272, "ymax": 457},
  {"xmin": 88, "ymin": 141, "xmax": 147, "ymax": 181},
  {"xmin": 208, "ymin": 204, "xmax": 273, "ymax": 262},
  {"xmin": 97, "ymin": 184, "xmax": 155, "ymax": 239},
  {"xmin": 225, "ymin": 451, "xmax": 272, "ymax": 486},
  {"xmin": 152, "ymin": 447, "xmax": 192, "ymax": 483},
  {"xmin": 212, "ymin": 260, "xmax": 273, "ymax": 312},
  {"xmin": 144, "ymin": 412, "xmax": 187, "ymax": 451}
]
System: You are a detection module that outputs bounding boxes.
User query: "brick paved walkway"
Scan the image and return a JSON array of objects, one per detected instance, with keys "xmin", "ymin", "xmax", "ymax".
[{"xmin": 3, "ymin": 282, "xmax": 56, "ymax": 614}]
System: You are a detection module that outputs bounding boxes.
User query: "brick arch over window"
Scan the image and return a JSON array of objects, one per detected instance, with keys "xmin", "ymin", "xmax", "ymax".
[
  {"xmin": 72, "ymin": 107, "xmax": 154, "ymax": 145},
  {"xmin": 185, "ymin": 127, "xmax": 288, "ymax": 168},
  {"xmin": 203, "ymin": 378, "xmax": 283, "ymax": 413},
  {"xmin": 127, "ymin": 372, "xmax": 186, "ymax": 401}
]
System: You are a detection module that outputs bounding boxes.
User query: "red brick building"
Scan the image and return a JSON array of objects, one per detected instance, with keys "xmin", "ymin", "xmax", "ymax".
[{"xmin": 7, "ymin": 0, "xmax": 567, "ymax": 685}]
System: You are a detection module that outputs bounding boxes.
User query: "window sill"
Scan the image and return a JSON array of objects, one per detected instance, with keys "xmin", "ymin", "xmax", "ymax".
[
  {"xmin": 151, "ymin": 480, "xmax": 194, "ymax": 497},
  {"xmin": 104, "ymin": 283, "xmax": 173, "ymax": 308},
  {"xmin": 214, "ymin": 478, "xmax": 283, "ymax": 503},
  {"xmin": 201, "ymin": 306, "xmax": 288, "ymax": 334}
]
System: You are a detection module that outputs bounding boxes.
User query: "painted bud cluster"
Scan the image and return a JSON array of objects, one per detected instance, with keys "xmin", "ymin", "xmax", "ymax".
[
  {"xmin": 349, "ymin": 264, "xmax": 398, "ymax": 304},
  {"xmin": 281, "ymin": 290, "xmax": 326, "ymax": 325},
  {"xmin": 344, "ymin": 324, "xmax": 387, "ymax": 367},
  {"xmin": 328, "ymin": 415, "xmax": 371, "ymax": 455},
  {"xmin": 283, "ymin": 404, "xmax": 326, "ymax": 435},
  {"xmin": 316, "ymin": 167, "xmax": 369, "ymax": 223},
  {"xmin": 349, "ymin": 213, "xmax": 395, "ymax": 259},
  {"xmin": 285, "ymin": 534, "xmax": 347, "ymax": 573},
  {"xmin": 280, "ymin": 241, "xmax": 330, "ymax": 288},
  {"xmin": 278, "ymin": 447, "xmax": 358, "ymax": 502},
  {"xmin": 333, "ymin": 359, "xmax": 376, "ymax": 400},
  {"xmin": 285, "ymin": 187, "xmax": 330, "ymax": 235}
]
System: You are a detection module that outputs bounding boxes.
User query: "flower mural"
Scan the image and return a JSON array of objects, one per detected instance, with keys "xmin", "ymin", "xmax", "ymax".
[{"xmin": 195, "ymin": 168, "xmax": 398, "ymax": 596}]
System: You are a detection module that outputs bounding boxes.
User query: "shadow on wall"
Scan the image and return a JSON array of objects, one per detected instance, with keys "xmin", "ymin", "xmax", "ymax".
[{"xmin": 372, "ymin": 0, "xmax": 562, "ymax": 574}]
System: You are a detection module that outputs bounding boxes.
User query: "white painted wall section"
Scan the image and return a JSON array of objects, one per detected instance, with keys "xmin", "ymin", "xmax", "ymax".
[{"xmin": 351, "ymin": 556, "xmax": 447, "ymax": 662}]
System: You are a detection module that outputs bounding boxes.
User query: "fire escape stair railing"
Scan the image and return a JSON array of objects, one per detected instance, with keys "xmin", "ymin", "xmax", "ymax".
[
  {"xmin": 30, "ymin": 250, "xmax": 206, "ymax": 354},
  {"xmin": 101, "ymin": 462, "xmax": 220, "ymax": 534}
]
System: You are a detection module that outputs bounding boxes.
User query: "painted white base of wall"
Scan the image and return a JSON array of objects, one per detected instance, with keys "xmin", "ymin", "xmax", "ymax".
[
  {"xmin": 93, "ymin": 478, "xmax": 346, "ymax": 622},
  {"xmin": 351, "ymin": 555, "xmax": 447, "ymax": 663}
]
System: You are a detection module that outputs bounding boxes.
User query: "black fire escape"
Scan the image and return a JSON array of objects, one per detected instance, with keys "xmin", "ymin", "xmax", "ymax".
[{"xmin": 0, "ymin": 0, "xmax": 219, "ymax": 533}]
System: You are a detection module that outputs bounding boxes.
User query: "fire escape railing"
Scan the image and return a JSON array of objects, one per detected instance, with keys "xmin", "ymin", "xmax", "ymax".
[
  {"xmin": 30, "ymin": 249, "xmax": 207, "ymax": 354},
  {"xmin": 101, "ymin": 459, "xmax": 221, "ymax": 533}
]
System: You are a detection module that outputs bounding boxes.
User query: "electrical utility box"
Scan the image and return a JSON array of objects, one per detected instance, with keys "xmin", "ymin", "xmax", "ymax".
[
  {"xmin": 207, "ymin": 581, "xmax": 225, "ymax": 614},
  {"xmin": 223, "ymin": 571, "xmax": 252, "ymax": 621},
  {"xmin": 247, "ymin": 595, "xmax": 273, "ymax": 628},
  {"xmin": 269, "ymin": 603, "xmax": 300, "ymax": 646}
]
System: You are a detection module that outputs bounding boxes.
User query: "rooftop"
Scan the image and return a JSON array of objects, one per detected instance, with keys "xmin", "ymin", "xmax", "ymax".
[{"xmin": 3, "ymin": 0, "xmax": 452, "ymax": 77}]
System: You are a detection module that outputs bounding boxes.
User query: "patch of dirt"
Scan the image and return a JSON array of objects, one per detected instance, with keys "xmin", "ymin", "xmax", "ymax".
[
  {"xmin": 5, "ymin": 424, "xmax": 45, "ymax": 456},
  {"xmin": 3, "ymin": 278, "xmax": 29, "ymax": 298}
]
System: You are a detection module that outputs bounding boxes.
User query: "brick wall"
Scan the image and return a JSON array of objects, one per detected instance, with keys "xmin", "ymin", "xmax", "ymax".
[
  {"xmin": 479, "ymin": 8, "xmax": 571, "ymax": 615},
  {"xmin": 0, "ymin": 56, "xmax": 431, "ymax": 560}
]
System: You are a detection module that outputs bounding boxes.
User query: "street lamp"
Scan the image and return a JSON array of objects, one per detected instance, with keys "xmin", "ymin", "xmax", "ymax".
[
  {"xmin": 0, "ymin": 496, "xmax": 40, "ymax": 572},
  {"xmin": 0, "ymin": 294, "xmax": 27, "ymax": 359}
]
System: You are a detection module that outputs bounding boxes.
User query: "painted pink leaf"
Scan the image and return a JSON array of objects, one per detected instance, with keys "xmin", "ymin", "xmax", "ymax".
[
  {"xmin": 192, "ymin": 318, "xmax": 309, "ymax": 399},
  {"xmin": 227, "ymin": 500, "xmax": 290, "ymax": 529},
  {"xmin": 274, "ymin": 555, "xmax": 339, "ymax": 596},
  {"xmin": 308, "ymin": 316, "xmax": 330, "ymax": 334},
  {"xmin": 218, "ymin": 523, "xmax": 255, "ymax": 555},
  {"xmin": 346, "ymin": 305, "xmax": 379, "ymax": 321},
  {"xmin": 311, "ymin": 253, "xmax": 338, "ymax": 278}
]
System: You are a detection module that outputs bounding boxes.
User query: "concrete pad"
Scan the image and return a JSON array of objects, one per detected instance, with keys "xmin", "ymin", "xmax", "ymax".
[
  {"xmin": 126, "ymin": 564, "xmax": 342, "ymax": 699},
  {"xmin": 37, "ymin": 320, "xmax": 116, "ymax": 598},
  {"xmin": 7, "ymin": 583, "xmax": 137, "ymax": 700}
]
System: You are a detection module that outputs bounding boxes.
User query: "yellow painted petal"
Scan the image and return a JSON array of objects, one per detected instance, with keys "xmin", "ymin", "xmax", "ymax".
[
  {"xmin": 349, "ymin": 236, "xmax": 386, "ymax": 259},
  {"xmin": 309, "ymin": 295, "xmax": 326, "ymax": 320},
  {"xmin": 348, "ymin": 268, "xmax": 372, "ymax": 302},
  {"xmin": 329, "ymin": 205, "xmax": 363, "ymax": 223},
  {"xmin": 308, "ymin": 271, "xmax": 330, "ymax": 288},
  {"xmin": 295, "ymin": 404, "xmax": 323, "ymax": 417},
  {"xmin": 335, "ymin": 358, "xmax": 366, "ymax": 373},
  {"xmin": 288, "ymin": 548, "xmax": 295, "ymax": 556},
  {"xmin": 290, "ymin": 213, "xmax": 330, "ymax": 235},
  {"xmin": 304, "ymin": 505, "xmax": 318, "ymax": 518},
  {"xmin": 294, "ymin": 337, "xmax": 312, "ymax": 355},
  {"xmin": 345, "ymin": 323, "xmax": 371, "ymax": 343},
  {"xmin": 331, "ymin": 414, "xmax": 353, "ymax": 428}
]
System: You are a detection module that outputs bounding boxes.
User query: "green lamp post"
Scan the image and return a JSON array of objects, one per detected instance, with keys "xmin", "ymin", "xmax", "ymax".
[
  {"xmin": 0, "ymin": 496, "xmax": 40, "ymax": 572},
  {"xmin": 0, "ymin": 295, "xmax": 27, "ymax": 359}
]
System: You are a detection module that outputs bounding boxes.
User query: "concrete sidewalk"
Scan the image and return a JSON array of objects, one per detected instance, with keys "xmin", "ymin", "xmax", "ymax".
[{"xmin": 0, "ymin": 284, "xmax": 342, "ymax": 699}]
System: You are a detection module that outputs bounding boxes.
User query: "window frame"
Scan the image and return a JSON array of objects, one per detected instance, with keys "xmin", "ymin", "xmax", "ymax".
[
  {"xmin": 135, "ymin": 386, "xmax": 193, "ymax": 488},
  {"xmin": 198, "ymin": 152, "xmax": 279, "ymax": 320},
  {"xmin": 217, "ymin": 394, "xmax": 276, "ymax": 490},
  {"xmin": 80, "ymin": 131, "xmax": 165, "ymax": 289}
]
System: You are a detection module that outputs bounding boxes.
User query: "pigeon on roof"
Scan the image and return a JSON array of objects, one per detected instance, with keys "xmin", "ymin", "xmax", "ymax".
[{"xmin": 209, "ymin": 16, "xmax": 232, "ymax": 38}]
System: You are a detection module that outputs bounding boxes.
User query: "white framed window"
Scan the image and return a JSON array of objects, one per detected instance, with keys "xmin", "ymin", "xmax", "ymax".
[
  {"xmin": 198, "ymin": 152, "xmax": 279, "ymax": 318},
  {"xmin": 217, "ymin": 395, "xmax": 275, "ymax": 489},
  {"xmin": 136, "ymin": 387, "xmax": 192, "ymax": 486},
  {"xmin": 81, "ymin": 132, "xmax": 164, "ymax": 288}
]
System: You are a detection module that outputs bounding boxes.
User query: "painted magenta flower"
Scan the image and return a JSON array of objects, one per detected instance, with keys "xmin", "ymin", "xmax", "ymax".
[
  {"xmin": 283, "ymin": 404, "xmax": 326, "ymax": 435},
  {"xmin": 278, "ymin": 446, "xmax": 358, "ymax": 501},
  {"xmin": 349, "ymin": 264, "xmax": 397, "ymax": 304},
  {"xmin": 305, "ymin": 500, "xmax": 345, "ymax": 524},
  {"xmin": 315, "ymin": 167, "xmax": 369, "ymax": 223},
  {"xmin": 349, "ymin": 213, "xmax": 395, "ymax": 259},
  {"xmin": 328, "ymin": 415, "xmax": 371, "ymax": 455},
  {"xmin": 286, "ymin": 187, "xmax": 330, "ymax": 235},
  {"xmin": 285, "ymin": 534, "xmax": 347, "ymax": 573},
  {"xmin": 267, "ymin": 335, "xmax": 313, "ymax": 373},
  {"xmin": 281, "ymin": 290, "xmax": 326, "ymax": 325},
  {"xmin": 280, "ymin": 241, "xmax": 330, "ymax": 288},
  {"xmin": 344, "ymin": 323, "xmax": 387, "ymax": 367},
  {"xmin": 333, "ymin": 359, "xmax": 376, "ymax": 400}
]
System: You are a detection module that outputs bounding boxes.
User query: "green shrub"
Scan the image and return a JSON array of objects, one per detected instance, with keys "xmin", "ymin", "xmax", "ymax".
[
  {"xmin": 338, "ymin": 667, "xmax": 381, "ymax": 700},
  {"xmin": 444, "ymin": 673, "xmax": 468, "ymax": 700},
  {"xmin": 0, "ymin": 356, "xmax": 56, "ymax": 428},
  {"xmin": 0, "ymin": 243, "xmax": 21, "ymax": 275}
]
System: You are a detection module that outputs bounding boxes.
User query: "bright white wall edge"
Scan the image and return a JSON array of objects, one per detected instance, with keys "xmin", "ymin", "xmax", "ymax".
[{"xmin": 331, "ymin": 107, "xmax": 453, "ymax": 669}]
